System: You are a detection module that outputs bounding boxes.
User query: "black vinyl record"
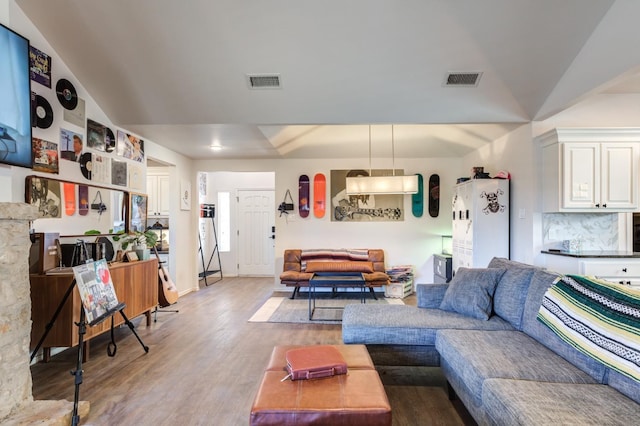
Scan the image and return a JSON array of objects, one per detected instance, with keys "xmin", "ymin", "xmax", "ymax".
[
  {"xmin": 105, "ymin": 127, "xmax": 116, "ymax": 153},
  {"xmin": 34, "ymin": 95, "xmax": 53, "ymax": 129},
  {"xmin": 56, "ymin": 78, "xmax": 78, "ymax": 110},
  {"xmin": 80, "ymin": 152, "xmax": 92, "ymax": 180}
]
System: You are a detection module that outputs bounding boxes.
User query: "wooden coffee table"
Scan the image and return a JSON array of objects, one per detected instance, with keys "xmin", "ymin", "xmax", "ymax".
[{"xmin": 308, "ymin": 272, "xmax": 366, "ymax": 320}]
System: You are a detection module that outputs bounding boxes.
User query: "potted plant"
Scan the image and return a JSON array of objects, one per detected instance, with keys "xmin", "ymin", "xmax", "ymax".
[{"xmin": 113, "ymin": 230, "xmax": 158, "ymax": 261}]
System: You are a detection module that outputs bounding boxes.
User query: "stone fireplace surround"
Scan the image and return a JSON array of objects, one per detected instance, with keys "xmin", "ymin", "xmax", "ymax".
[{"xmin": 0, "ymin": 203, "xmax": 88, "ymax": 425}]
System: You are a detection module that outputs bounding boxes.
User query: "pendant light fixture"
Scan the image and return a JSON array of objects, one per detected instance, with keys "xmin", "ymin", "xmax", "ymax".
[{"xmin": 345, "ymin": 125, "xmax": 419, "ymax": 195}]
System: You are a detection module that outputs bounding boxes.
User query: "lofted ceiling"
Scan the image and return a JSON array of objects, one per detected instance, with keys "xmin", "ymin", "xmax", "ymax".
[{"xmin": 15, "ymin": 0, "xmax": 640, "ymax": 159}]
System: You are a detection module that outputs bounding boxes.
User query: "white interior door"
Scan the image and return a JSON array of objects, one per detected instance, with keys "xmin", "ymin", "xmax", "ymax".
[{"xmin": 237, "ymin": 190, "xmax": 275, "ymax": 276}]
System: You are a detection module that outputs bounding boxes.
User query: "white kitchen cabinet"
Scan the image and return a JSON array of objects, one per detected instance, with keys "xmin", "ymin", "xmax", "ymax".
[
  {"xmin": 147, "ymin": 174, "xmax": 170, "ymax": 216},
  {"xmin": 543, "ymin": 254, "xmax": 640, "ymax": 288},
  {"xmin": 539, "ymin": 128, "xmax": 640, "ymax": 212},
  {"xmin": 452, "ymin": 179, "xmax": 510, "ymax": 272}
]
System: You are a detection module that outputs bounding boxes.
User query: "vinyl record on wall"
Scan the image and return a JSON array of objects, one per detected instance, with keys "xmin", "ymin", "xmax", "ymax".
[
  {"xmin": 105, "ymin": 127, "xmax": 115, "ymax": 153},
  {"xmin": 80, "ymin": 152, "xmax": 92, "ymax": 180},
  {"xmin": 34, "ymin": 95, "xmax": 53, "ymax": 129},
  {"xmin": 56, "ymin": 78, "xmax": 78, "ymax": 110}
]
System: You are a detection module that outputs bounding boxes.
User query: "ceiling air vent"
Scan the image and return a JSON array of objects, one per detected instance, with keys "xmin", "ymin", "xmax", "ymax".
[
  {"xmin": 247, "ymin": 74, "xmax": 282, "ymax": 89},
  {"xmin": 444, "ymin": 72, "xmax": 482, "ymax": 87}
]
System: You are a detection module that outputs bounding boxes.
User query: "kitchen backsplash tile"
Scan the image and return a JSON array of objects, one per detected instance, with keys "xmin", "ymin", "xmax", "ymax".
[{"xmin": 543, "ymin": 213, "xmax": 618, "ymax": 251}]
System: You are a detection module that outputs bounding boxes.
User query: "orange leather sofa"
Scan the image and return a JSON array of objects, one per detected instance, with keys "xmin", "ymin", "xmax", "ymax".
[{"xmin": 280, "ymin": 249, "xmax": 390, "ymax": 298}]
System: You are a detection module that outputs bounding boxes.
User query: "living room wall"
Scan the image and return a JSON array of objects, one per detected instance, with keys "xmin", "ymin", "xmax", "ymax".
[
  {"xmin": 194, "ymin": 156, "xmax": 463, "ymax": 286},
  {"xmin": 1, "ymin": 2, "xmax": 198, "ymax": 295}
]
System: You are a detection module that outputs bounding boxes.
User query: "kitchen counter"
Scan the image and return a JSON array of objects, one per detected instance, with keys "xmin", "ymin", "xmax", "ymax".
[{"xmin": 542, "ymin": 250, "xmax": 640, "ymax": 258}]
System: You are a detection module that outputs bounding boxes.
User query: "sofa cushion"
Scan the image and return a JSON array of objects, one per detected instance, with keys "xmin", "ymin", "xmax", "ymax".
[
  {"xmin": 305, "ymin": 261, "xmax": 374, "ymax": 273},
  {"xmin": 362, "ymin": 271, "xmax": 390, "ymax": 285},
  {"xmin": 279, "ymin": 270, "xmax": 312, "ymax": 283},
  {"xmin": 416, "ymin": 283, "xmax": 449, "ymax": 308},
  {"xmin": 342, "ymin": 304, "xmax": 513, "ymax": 347},
  {"xmin": 607, "ymin": 368, "xmax": 640, "ymax": 404},
  {"xmin": 487, "ymin": 257, "xmax": 537, "ymax": 330},
  {"xmin": 439, "ymin": 267, "xmax": 506, "ymax": 320},
  {"xmin": 483, "ymin": 379, "xmax": 639, "ymax": 426},
  {"xmin": 435, "ymin": 330, "xmax": 599, "ymax": 404},
  {"xmin": 300, "ymin": 249, "xmax": 369, "ymax": 270},
  {"xmin": 522, "ymin": 270, "xmax": 607, "ymax": 382}
]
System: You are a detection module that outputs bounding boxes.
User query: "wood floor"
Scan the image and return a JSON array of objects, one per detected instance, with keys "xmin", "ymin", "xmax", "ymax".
[{"xmin": 31, "ymin": 277, "xmax": 475, "ymax": 425}]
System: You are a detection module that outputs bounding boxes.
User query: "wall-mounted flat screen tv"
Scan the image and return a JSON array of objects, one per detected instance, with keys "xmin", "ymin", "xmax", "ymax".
[{"xmin": 0, "ymin": 23, "xmax": 32, "ymax": 168}]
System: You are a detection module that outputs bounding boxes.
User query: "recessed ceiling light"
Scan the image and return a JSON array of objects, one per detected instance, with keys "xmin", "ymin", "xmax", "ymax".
[{"xmin": 210, "ymin": 145, "xmax": 222, "ymax": 151}]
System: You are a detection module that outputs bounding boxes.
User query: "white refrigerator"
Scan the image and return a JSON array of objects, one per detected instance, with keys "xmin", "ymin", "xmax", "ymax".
[{"xmin": 451, "ymin": 179, "xmax": 510, "ymax": 272}]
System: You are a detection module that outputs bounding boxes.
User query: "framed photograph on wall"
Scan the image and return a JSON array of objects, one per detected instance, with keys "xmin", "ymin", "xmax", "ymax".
[
  {"xmin": 25, "ymin": 175, "xmax": 62, "ymax": 218},
  {"xmin": 127, "ymin": 192, "xmax": 147, "ymax": 233},
  {"xmin": 181, "ymin": 180, "xmax": 191, "ymax": 210},
  {"xmin": 330, "ymin": 169, "xmax": 403, "ymax": 222}
]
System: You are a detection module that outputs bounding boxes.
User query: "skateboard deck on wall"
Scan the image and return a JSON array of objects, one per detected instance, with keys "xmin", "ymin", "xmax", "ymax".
[
  {"xmin": 63, "ymin": 182, "xmax": 76, "ymax": 216},
  {"xmin": 298, "ymin": 175, "xmax": 310, "ymax": 218},
  {"xmin": 313, "ymin": 173, "xmax": 326, "ymax": 218},
  {"xmin": 78, "ymin": 184, "xmax": 89, "ymax": 216},
  {"xmin": 428, "ymin": 174, "xmax": 440, "ymax": 218},
  {"xmin": 412, "ymin": 174, "xmax": 424, "ymax": 218}
]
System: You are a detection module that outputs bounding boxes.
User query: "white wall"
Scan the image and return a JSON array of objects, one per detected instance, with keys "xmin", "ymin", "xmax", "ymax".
[
  {"xmin": 461, "ymin": 124, "xmax": 541, "ymax": 265},
  {"xmin": 194, "ymin": 157, "xmax": 463, "ymax": 286},
  {"xmin": 144, "ymin": 141, "xmax": 197, "ymax": 295}
]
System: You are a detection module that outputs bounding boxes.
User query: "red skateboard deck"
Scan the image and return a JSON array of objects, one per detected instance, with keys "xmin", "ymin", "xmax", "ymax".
[
  {"xmin": 63, "ymin": 182, "xmax": 76, "ymax": 216},
  {"xmin": 78, "ymin": 184, "xmax": 89, "ymax": 216},
  {"xmin": 313, "ymin": 173, "xmax": 326, "ymax": 218},
  {"xmin": 298, "ymin": 175, "xmax": 310, "ymax": 218}
]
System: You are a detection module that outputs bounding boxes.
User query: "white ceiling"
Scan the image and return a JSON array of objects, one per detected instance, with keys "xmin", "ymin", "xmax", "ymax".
[{"xmin": 15, "ymin": 0, "xmax": 640, "ymax": 159}]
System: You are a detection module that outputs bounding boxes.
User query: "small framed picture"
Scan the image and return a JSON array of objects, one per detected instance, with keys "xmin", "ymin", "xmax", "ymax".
[
  {"xmin": 125, "ymin": 251, "xmax": 139, "ymax": 262},
  {"xmin": 127, "ymin": 192, "xmax": 148, "ymax": 233}
]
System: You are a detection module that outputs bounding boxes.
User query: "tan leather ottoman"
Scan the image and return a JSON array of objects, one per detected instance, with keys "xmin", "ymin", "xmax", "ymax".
[{"xmin": 250, "ymin": 344, "xmax": 391, "ymax": 426}]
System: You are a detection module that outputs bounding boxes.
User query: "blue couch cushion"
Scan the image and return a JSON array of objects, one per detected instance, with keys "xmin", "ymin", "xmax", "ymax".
[
  {"xmin": 341, "ymin": 304, "xmax": 513, "ymax": 346},
  {"xmin": 522, "ymin": 270, "xmax": 607, "ymax": 382},
  {"xmin": 439, "ymin": 267, "xmax": 506, "ymax": 320},
  {"xmin": 487, "ymin": 257, "xmax": 537, "ymax": 330},
  {"xmin": 435, "ymin": 329, "xmax": 599, "ymax": 403},
  {"xmin": 483, "ymin": 379, "xmax": 639, "ymax": 426},
  {"xmin": 607, "ymin": 368, "xmax": 640, "ymax": 405}
]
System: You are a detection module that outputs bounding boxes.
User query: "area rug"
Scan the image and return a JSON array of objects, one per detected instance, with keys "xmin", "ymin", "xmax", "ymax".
[{"xmin": 249, "ymin": 293, "xmax": 404, "ymax": 324}]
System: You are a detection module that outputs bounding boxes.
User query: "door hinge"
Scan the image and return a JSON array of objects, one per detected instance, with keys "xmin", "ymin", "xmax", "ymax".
[
  {"xmin": 237, "ymin": 230, "xmax": 240, "ymax": 236},
  {"xmin": 237, "ymin": 263, "xmax": 240, "ymax": 270},
  {"xmin": 236, "ymin": 196, "xmax": 239, "ymax": 202}
]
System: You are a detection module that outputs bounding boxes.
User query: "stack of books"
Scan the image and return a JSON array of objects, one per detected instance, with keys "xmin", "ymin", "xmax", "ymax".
[{"xmin": 384, "ymin": 265, "xmax": 414, "ymax": 298}]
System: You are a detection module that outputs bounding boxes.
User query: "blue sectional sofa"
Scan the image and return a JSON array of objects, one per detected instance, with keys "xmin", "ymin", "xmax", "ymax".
[{"xmin": 342, "ymin": 258, "xmax": 640, "ymax": 425}]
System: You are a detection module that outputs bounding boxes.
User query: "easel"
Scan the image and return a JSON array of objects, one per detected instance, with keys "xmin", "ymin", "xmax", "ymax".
[
  {"xmin": 30, "ymin": 251, "xmax": 149, "ymax": 426},
  {"xmin": 198, "ymin": 204, "xmax": 222, "ymax": 285}
]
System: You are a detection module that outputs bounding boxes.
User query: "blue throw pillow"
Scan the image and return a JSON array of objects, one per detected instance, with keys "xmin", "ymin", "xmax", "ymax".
[{"xmin": 439, "ymin": 267, "xmax": 506, "ymax": 320}]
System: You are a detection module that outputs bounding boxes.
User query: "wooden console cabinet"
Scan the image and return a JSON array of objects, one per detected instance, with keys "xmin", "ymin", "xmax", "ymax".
[{"xmin": 30, "ymin": 259, "xmax": 158, "ymax": 360}]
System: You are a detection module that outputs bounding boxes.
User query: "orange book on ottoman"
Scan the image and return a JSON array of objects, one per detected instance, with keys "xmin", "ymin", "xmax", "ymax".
[{"xmin": 285, "ymin": 345, "xmax": 347, "ymax": 381}]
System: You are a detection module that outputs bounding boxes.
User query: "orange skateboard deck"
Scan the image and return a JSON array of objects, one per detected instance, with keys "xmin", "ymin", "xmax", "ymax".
[
  {"xmin": 313, "ymin": 173, "xmax": 326, "ymax": 218},
  {"xmin": 298, "ymin": 175, "xmax": 310, "ymax": 218},
  {"xmin": 78, "ymin": 184, "xmax": 89, "ymax": 216},
  {"xmin": 63, "ymin": 182, "xmax": 76, "ymax": 216}
]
